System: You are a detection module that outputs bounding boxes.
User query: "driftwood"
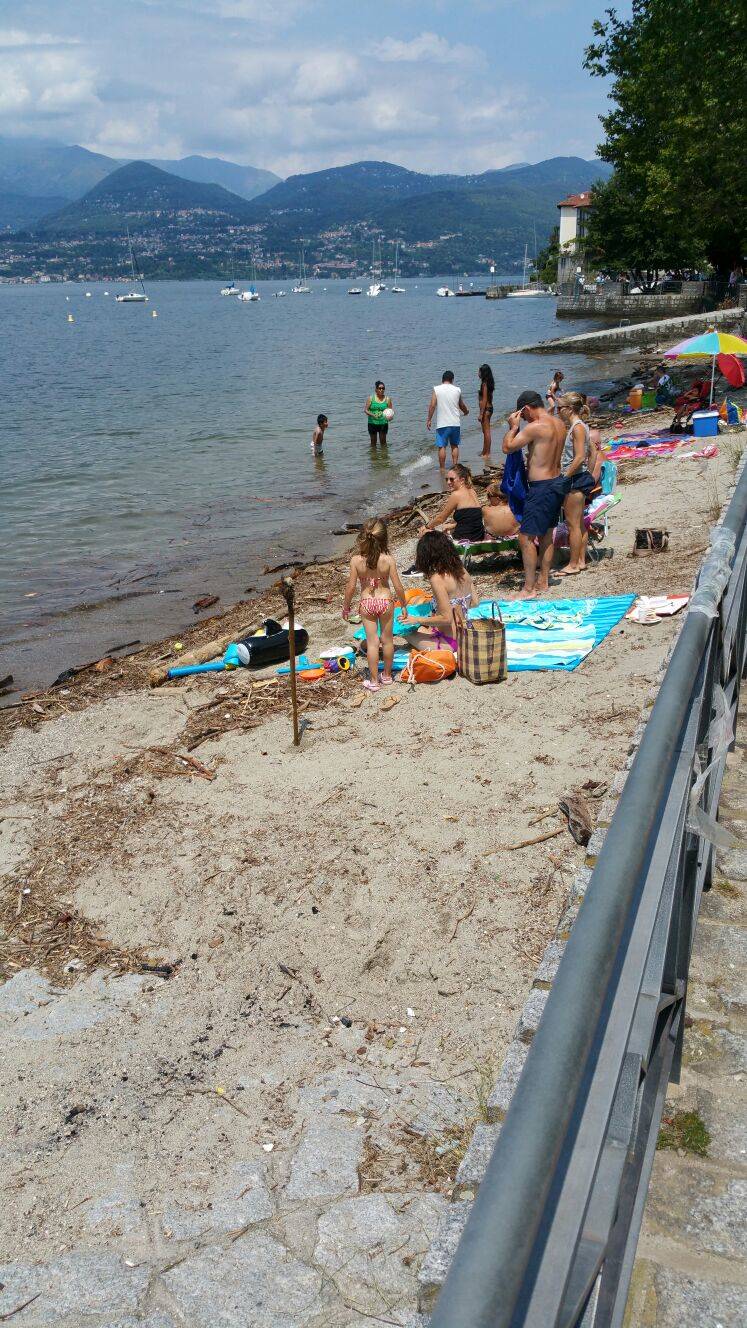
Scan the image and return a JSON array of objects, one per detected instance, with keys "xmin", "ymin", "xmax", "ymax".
[{"xmin": 148, "ymin": 623, "xmax": 257, "ymax": 687}]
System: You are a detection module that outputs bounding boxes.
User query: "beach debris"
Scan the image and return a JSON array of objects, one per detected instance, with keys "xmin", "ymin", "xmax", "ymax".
[
  {"xmin": 558, "ymin": 792, "xmax": 594, "ymax": 846},
  {"xmin": 193, "ymin": 594, "xmax": 220, "ymax": 614},
  {"xmin": 489, "ymin": 826, "xmax": 565, "ymax": 853},
  {"xmin": 105, "ymin": 639, "xmax": 141, "ymax": 654},
  {"xmin": 149, "ymin": 623, "xmax": 257, "ymax": 686},
  {"xmin": 94, "ymin": 657, "xmax": 115, "ymax": 672},
  {"xmin": 0, "ymin": 673, "xmax": 14, "ymax": 695}
]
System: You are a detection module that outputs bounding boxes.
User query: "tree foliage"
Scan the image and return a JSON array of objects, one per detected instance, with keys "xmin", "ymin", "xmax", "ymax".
[
  {"xmin": 535, "ymin": 226, "xmax": 560, "ymax": 285},
  {"xmin": 583, "ymin": 0, "xmax": 747, "ymax": 275}
]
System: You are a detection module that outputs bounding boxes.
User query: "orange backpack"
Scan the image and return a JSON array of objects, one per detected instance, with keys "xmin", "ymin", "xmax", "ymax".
[{"xmin": 401, "ymin": 648, "xmax": 457, "ymax": 684}]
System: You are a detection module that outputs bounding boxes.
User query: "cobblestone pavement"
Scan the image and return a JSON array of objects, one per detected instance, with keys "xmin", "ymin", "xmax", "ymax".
[
  {"xmin": 624, "ymin": 722, "xmax": 747, "ymax": 1328},
  {"xmin": 0, "ymin": 981, "xmax": 461, "ymax": 1327}
]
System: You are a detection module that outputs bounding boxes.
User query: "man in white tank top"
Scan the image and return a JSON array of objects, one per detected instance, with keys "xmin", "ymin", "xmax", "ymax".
[{"xmin": 426, "ymin": 370, "xmax": 469, "ymax": 469}]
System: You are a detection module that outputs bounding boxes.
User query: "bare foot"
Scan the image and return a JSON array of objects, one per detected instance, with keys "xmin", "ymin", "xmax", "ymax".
[
  {"xmin": 518, "ymin": 587, "xmax": 539, "ymax": 599},
  {"xmin": 556, "ymin": 566, "xmax": 582, "ymax": 577}
]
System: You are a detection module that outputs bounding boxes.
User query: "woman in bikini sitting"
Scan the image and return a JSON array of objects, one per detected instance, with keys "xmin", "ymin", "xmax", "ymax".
[
  {"xmin": 399, "ymin": 531, "xmax": 475, "ymax": 654},
  {"xmin": 482, "ymin": 482, "xmax": 520, "ymax": 539},
  {"xmin": 419, "ymin": 463, "xmax": 484, "ymax": 544},
  {"xmin": 342, "ymin": 518, "xmax": 407, "ymax": 692}
]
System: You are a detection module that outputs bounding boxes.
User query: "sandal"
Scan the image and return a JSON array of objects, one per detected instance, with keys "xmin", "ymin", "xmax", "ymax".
[
  {"xmin": 380, "ymin": 674, "xmax": 394, "ymax": 685},
  {"xmin": 363, "ymin": 679, "xmax": 380, "ymax": 693}
]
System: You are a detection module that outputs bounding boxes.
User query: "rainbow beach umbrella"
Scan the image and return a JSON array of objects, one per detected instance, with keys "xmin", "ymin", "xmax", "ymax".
[{"xmin": 664, "ymin": 327, "xmax": 747, "ymax": 405}]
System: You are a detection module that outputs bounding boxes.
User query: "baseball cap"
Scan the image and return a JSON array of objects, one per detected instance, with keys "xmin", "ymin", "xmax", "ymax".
[{"xmin": 516, "ymin": 390, "xmax": 543, "ymax": 410}]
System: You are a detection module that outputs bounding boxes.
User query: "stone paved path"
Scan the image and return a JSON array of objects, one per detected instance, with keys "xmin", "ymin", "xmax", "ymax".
[{"xmin": 624, "ymin": 722, "xmax": 747, "ymax": 1328}]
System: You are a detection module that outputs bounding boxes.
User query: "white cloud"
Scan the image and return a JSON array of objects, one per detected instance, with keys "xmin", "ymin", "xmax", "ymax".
[
  {"xmin": 374, "ymin": 33, "xmax": 481, "ymax": 66},
  {"xmin": 0, "ymin": 29, "xmax": 81, "ymax": 48}
]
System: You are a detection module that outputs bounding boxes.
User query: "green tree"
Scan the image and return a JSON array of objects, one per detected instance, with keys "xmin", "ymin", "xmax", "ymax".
[
  {"xmin": 584, "ymin": 0, "xmax": 747, "ymax": 276},
  {"xmin": 535, "ymin": 226, "xmax": 560, "ymax": 285}
]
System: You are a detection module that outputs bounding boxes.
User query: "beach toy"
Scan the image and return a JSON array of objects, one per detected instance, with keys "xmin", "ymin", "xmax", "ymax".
[
  {"xmin": 323, "ymin": 656, "xmax": 352, "ymax": 673},
  {"xmin": 383, "ymin": 407, "xmax": 394, "ymax": 420},
  {"xmin": 276, "ymin": 655, "xmax": 324, "ymax": 676},
  {"xmin": 320, "ymin": 646, "xmax": 356, "ymax": 662},
  {"xmin": 236, "ymin": 618, "xmax": 309, "ymax": 666}
]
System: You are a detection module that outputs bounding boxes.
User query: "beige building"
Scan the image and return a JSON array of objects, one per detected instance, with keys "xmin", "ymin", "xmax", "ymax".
[{"xmin": 557, "ymin": 191, "xmax": 592, "ymax": 286}]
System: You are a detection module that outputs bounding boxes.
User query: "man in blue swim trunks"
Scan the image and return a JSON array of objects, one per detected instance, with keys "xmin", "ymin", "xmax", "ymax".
[
  {"xmin": 503, "ymin": 390, "xmax": 566, "ymax": 598},
  {"xmin": 427, "ymin": 370, "xmax": 469, "ymax": 469}
]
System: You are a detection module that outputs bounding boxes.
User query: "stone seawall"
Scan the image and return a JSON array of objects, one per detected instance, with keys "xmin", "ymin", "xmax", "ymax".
[
  {"xmin": 557, "ymin": 291, "xmax": 717, "ymax": 319},
  {"xmin": 495, "ymin": 305, "xmax": 744, "ymax": 355}
]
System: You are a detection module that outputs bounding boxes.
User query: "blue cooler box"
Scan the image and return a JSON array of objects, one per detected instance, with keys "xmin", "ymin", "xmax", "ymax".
[{"xmin": 692, "ymin": 410, "xmax": 719, "ymax": 437}]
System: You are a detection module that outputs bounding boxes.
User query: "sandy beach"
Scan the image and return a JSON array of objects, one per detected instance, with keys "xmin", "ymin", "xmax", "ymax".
[{"xmin": 0, "ymin": 401, "xmax": 744, "ymax": 1324}]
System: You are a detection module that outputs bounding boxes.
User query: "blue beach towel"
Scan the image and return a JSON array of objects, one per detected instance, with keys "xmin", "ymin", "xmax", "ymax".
[{"xmin": 468, "ymin": 595, "xmax": 635, "ymax": 671}]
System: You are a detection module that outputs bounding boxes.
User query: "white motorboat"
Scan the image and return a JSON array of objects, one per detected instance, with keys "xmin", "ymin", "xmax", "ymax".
[
  {"xmin": 220, "ymin": 284, "xmax": 239, "ymax": 296},
  {"xmin": 366, "ymin": 282, "xmax": 384, "ymax": 297},
  {"xmin": 347, "ymin": 286, "xmax": 363, "ymax": 295},
  {"xmin": 292, "ymin": 249, "xmax": 311, "ymax": 293},
  {"xmin": 436, "ymin": 286, "xmax": 455, "ymax": 298},
  {"xmin": 274, "ymin": 290, "xmax": 287, "ymax": 298},
  {"xmin": 116, "ymin": 229, "xmax": 149, "ymax": 303}
]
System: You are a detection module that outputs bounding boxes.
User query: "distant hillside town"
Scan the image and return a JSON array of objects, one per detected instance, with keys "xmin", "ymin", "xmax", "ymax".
[{"xmin": 0, "ymin": 137, "xmax": 611, "ymax": 280}]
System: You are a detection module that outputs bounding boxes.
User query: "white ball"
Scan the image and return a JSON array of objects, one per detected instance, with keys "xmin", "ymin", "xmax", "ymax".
[{"xmin": 383, "ymin": 407, "xmax": 394, "ymax": 420}]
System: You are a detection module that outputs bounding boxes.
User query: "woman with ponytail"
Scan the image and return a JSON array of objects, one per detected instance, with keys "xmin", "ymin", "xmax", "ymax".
[
  {"xmin": 557, "ymin": 391, "xmax": 594, "ymax": 575},
  {"xmin": 342, "ymin": 518, "xmax": 407, "ymax": 691},
  {"xmin": 419, "ymin": 463, "xmax": 484, "ymax": 543}
]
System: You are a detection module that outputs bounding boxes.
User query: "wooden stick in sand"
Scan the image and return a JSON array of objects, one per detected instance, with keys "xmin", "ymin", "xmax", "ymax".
[{"xmin": 279, "ymin": 577, "xmax": 300, "ymax": 746}]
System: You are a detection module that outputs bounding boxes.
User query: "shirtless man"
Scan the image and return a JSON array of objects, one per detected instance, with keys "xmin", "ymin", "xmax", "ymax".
[{"xmin": 502, "ymin": 390, "xmax": 565, "ymax": 597}]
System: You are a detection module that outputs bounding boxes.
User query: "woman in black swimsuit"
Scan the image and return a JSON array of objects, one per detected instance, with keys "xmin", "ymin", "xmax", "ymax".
[
  {"xmin": 478, "ymin": 363, "xmax": 495, "ymax": 462},
  {"xmin": 419, "ymin": 463, "xmax": 485, "ymax": 544}
]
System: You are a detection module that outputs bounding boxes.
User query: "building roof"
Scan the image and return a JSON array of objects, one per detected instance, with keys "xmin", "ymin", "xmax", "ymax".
[{"xmin": 557, "ymin": 192, "xmax": 592, "ymax": 209}]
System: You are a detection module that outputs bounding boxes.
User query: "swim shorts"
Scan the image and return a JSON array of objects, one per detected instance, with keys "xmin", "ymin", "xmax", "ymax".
[
  {"xmin": 520, "ymin": 478, "xmax": 566, "ymax": 537},
  {"xmin": 368, "ymin": 421, "xmax": 389, "ymax": 438},
  {"xmin": 564, "ymin": 469, "xmax": 596, "ymax": 497},
  {"xmin": 435, "ymin": 425, "xmax": 461, "ymax": 448}
]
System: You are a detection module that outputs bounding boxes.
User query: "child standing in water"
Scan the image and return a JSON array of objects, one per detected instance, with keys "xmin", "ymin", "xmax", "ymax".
[
  {"xmin": 342, "ymin": 518, "xmax": 407, "ymax": 692},
  {"xmin": 311, "ymin": 414, "xmax": 328, "ymax": 455}
]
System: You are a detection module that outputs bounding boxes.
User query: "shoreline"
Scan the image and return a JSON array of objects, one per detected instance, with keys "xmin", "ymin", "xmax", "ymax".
[{"xmin": 0, "ymin": 338, "xmax": 652, "ymax": 701}]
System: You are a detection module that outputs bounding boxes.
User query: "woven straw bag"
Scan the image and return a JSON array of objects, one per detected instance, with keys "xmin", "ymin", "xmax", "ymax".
[{"xmin": 455, "ymin": 605, "xmax": 507, "ymax": 685}]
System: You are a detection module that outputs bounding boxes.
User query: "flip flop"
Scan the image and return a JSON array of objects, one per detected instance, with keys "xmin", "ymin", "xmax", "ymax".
[{"xmin": 363, "ymin": 679, "xmax": 380, "ymax": 693}]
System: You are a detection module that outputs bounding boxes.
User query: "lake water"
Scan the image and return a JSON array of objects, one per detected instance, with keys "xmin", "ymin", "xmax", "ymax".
[{"xmin": 1, "ymin": 277, "xmax": 605, "ymax": 691}]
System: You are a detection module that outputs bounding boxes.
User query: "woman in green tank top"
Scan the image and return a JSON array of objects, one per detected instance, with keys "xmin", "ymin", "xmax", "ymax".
[{"xmin": 365, "ymin": 380, "xmax": 393, "ymax": 447}]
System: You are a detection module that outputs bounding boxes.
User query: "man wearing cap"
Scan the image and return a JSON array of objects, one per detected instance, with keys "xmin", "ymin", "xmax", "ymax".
[{"xmin": 503, "ymin": 391, "xmax": 566, "ymax": 597}]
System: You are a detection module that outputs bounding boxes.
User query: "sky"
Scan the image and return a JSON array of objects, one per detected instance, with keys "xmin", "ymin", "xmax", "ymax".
[{"xmin": 0, "ymin": 0, "xmax": 629, "ymax": 177}]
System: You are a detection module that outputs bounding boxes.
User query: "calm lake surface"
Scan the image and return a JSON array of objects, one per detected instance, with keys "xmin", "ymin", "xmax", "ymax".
[{"xmin": 1, "ymin": 277, "xmax": 607, "ymax": 690}]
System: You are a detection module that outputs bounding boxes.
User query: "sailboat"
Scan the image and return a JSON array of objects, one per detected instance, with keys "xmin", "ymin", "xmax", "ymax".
[
  {"xmin": 237, "ymin": 260, "xmax": 260, "ymax": 301},
  {"xmin": 367, "ymin": 239, "xmax": 385, "ymax": 296},
  {"xmin": 506, "ymin": 243, "xmax": 552, "ymax": 297},
  {"xmin": 292, "ymin": 250, "xmax": 311, "ymax": 294},
  {"xmin": 116, "ymin": 229, "xmax": 148, "ymax": 302},
  {"xmin": 220, "ymin": 252, "xmax": 239, "ymax": 296},
  {"xmin": 391, "ymin": 242, "xmax": 405, "ymax": 293}
]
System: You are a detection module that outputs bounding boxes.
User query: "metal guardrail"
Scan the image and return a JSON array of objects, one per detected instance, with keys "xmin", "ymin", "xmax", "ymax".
[{"xmin": 431, "ymin": 459, "xmax": 747, "ymax": 1328}]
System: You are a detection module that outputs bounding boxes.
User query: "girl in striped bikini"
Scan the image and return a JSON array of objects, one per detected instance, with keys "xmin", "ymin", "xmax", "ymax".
[{"xmin": 342, "ymin": 518, "xmax": 407, "ymax": 692}]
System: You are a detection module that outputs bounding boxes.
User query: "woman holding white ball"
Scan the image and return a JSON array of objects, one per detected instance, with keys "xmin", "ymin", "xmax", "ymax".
[{"xmin": 365, "ymin": 380, "xmax": 394, "ymax": 447}]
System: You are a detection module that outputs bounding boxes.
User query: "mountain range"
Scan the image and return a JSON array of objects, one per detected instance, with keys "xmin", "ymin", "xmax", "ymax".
[
  {"xmin": 0, "ymin": 141, "xmax": 612, "ymax": 279},
  {"xmin": 0, "ymin": 135, "xmax": 280, "ymax": 228}
]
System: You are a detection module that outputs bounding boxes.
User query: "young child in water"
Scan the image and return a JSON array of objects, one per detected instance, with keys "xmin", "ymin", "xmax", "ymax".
[
  {"xmin": 342, "ymin": 518, "xmax": 407, "ymax": 691},
  {"xmin": 311, "ymin": 413, "xmax": 328, "ymax": 456}
]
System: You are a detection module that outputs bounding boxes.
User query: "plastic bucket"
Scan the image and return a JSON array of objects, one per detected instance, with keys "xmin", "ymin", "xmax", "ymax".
[{"xmin": 641, "ymin": 390, "xmax": 656, "ymax": 408}]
